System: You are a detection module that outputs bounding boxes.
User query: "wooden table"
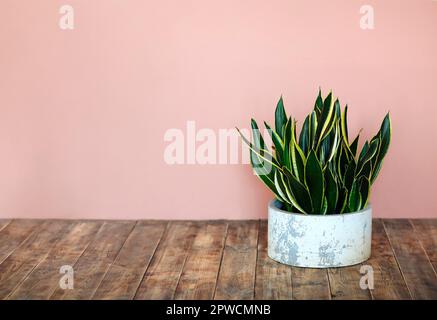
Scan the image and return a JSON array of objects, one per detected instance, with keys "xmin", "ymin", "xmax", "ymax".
[{"xmin": 0, "ymin": 219, "xmax": 436, "ymax": 300}]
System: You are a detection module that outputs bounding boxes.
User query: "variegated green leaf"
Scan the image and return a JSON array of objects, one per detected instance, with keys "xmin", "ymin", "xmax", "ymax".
[
  {"xmin": 291, "ymin": 120, "xmax": 306, "ymax": 181},
  {"xmin": 282, "ymin": 118, "xmax": 293, "ymax": 171},
  {"xmin": 324, "ymin": 167, "xmax": 338, "ymax": 214},
  {"xmin": 237, "ymin": 127, "xmax": 281, "ymax": 172},
  {"xmin": 305, "ymin": 151, "xmax": 324, "ymax": 213},
  {"xmin": 359, "ymin": 176, "xmax": 370, "ymax": 210},
  {"xmin": 283, "ymin": 167, "xmax": 312, "ymax": 214},
  {"xmin": 336, "ymin": 187, "xmax": 348, "ymax": 213},
  {"xmin": 348, "ymin": 179, "xmax": 362, "ymax": 212},
  {"xmin": 251, "ymin": 119, "xmax": 265, "ymax": 154},
  {"xmin": 349, "ymin": 133, "xmax": 360, "ymax": 157},
  {"xmin": 264, "ymin": 121, "xmax": 284, "ymax": 162},
  {"xmin": 344, "ymin": 160, "xmax": 356, "ymax": 191},
  {"xmin": 357, "ymin": 138, "xmax": 379, "ymax": 174},
  {"xmin": 275, "ymin": 96, "xmax": 287, "ymax": 139},
  {"xmin": 370, "ymin": 113, "xmax": 391, "ymax": 183},
  {"xmin": 274, "ymin": 170, "xmax": 291, "ymax": 204}
]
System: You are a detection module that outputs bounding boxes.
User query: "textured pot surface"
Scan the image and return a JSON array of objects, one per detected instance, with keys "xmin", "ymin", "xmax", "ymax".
[{"xmin": 268, "ymin": 200, "xmax": 372, "ymax": 268}]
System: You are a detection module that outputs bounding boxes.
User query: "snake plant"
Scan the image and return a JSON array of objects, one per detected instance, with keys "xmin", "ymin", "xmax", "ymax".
[{"xmin": 237, "ymin": 90, "xmax": 391, "ymax": 214}]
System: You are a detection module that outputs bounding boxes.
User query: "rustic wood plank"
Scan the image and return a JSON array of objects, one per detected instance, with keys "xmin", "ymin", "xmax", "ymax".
[
  {"xmin": 0, "ymin": 220, "xmax": 70, "ymax": 299},
  {"xmin": 0, "ymin": 220, "xmax": 11, "ymax": 232},
  {"xmin": 174, "ymin": 221, "xmax": 227, "ymax": 300},
  {"xmin": 8, "ymin": 221, "xmax": 103, "ymax": 300},
  {"xmin": 50, "ymin": 221, "xmax": 135, "ymax": 300},
  {"xmin": 92, "ymin": 221, "xmax": 167, "ymax": 300},
  {"xmin": 214, "ymin": 220, "xmax": 259, "ymax": 300},
  {"xmin": 365, "ymin": 219, "xmax": 411, "ymax": 300},
  {"xmin": 134, "ymin": 221, "xmax": 199, "ymax": 300},
  {"xmin": 254, "ymin": 220, "xmax": 293, "ymax": 300},
  {"xmin": 0, "ymin": 220, "xmax": 41, "ymax": 265},
  {"xmin": 383, "ymin": 219, "xmax": 437, "ymax": 299},
  {"xmin": 328, "ymin": 264, "xmax": 372, "ymax": 300},
  {"xmin": 410, "ymin": 219, "xmax": 437, "ymax": 273},
  {"xmin": 290, "ymin": 268, "xmax": 330, "ymax": 300}
]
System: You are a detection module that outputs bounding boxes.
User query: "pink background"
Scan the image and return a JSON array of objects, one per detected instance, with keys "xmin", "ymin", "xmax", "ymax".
[{"xmin": 1, "ymin": 0, "xmax": 436, "ymax": 219}]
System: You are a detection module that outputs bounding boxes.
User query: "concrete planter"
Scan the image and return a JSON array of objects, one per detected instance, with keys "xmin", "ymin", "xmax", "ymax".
[{"xmin": 268, "ymin": 200, "xmax": 371, "ymax": 268}]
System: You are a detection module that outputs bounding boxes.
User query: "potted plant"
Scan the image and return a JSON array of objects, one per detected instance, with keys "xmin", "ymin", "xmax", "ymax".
[{"xmin": 237, "ymin": 90, "xmax": 391, "ymax": 268}]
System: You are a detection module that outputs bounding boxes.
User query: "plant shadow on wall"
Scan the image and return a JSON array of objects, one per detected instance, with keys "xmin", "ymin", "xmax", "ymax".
[{"xmin": 237, "ymin": 89, "xmax": 391, "ymax": 268}]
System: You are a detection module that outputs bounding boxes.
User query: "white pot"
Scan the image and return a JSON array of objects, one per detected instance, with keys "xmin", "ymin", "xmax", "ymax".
[{"xmin": 268, "ymin": 200, "xmax": 372, "ymax": 268}]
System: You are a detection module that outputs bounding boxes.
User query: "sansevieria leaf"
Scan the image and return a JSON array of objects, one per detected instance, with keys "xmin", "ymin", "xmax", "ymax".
[
  {"xmin": 349, "ymin": 133, "xmax": 360, "ymax": 157},
  {"xmin": 359, "ymin": 176, "xmax": 370, "ymax": 210},
  {"xmin": 315, "ymin": 92, "xmax": 334, "ymax": 147},
  {"xmin": 357, "ymin": 138, "xmax": 379, "ymax": 172},
  {"xmin": 324, "ymin": 167, "xmax": 338, "ymax": 214},
  {"xmin": 264, "ymin": 121, "xmax": 284, "ymax": 162},
  {"xmin": 251, "ymin": 119, "xmax": 265, "ymax": 154},
  {"xmin": 370, "ymin": 113, "xmax": 391, "ymax": 183},
  {"xmin": 290, "ymin": 120, "xmax": 306, "ymax": 181},
  {"xmin": 348, "ymin": 179, "xmax": 362, "ymax": 212},
  {"xmin": 274, "ymin": 170, "xmax": 291, "ymax": 205},
  {"xmin": 283, "ymin": 167, "xmax": 312, "ymax": 213},
  {"xmin": 276, "ymin": 170, "xmax": 306, "ymax": 213},
  {"xmin": 275, "ymin": 97, "xmax": 287, "ymax": 139},
  {"xmin": 305, "ymin": 151, "xmax": 324, "ymax": 213},
  {"xmin": 344, "ymin": 159, "xmax": 356, "ymax": 191},
  {"xmin": 237, "ymin": 127, "xmax": 281, "ymax": 171},
  {"xmin": 299, "ymin": 115, "xmax": 310, "ymax": 154},
  {"xmin": 282, "ymin": 118, "xmax": 293, "ymax": 171}
]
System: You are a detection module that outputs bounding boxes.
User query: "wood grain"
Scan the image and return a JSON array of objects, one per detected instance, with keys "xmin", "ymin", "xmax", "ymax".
[
  {"xmin": 290, "ymin": 268, "xmax": 331, "ymax": 300},
  {"xmin": 328, "ymin": 265, "xmax": 372, "ymax": 300},
  {"xmin": 134, "ymin": 221, "xmax": 199, "ymax": 300},
  {"xmin": 0, "ymin": 220, "xmax": 70, "ymax": 299},
  {"xmin": 0, "ymin": 220, "xmax": 11, "ymax": 232},
  {"xmin": 174, "ymin": 221, "xmax": 227, "ymax": 300},
  {"xmin": 365, "ymin": 219, "xmax": 411, "ymax": 300},
  {"xmin": 410, "ymin": 219, "xmax": 437, "ymax": 273},
  {"xmin": 383, "ymin": 219, "xmax": 437, "ymax": 299},
  {"xmin": 214, "ymin": 220, "xmax": 259, "ymax": 300},
  {"xmin": 0, "ymin": 219, "xmax": 435, "ymax": 300},
  {"xmin": 0, "ymin": 220, "xmax": 41, "ymax": 265},
  {"xmin": 50, "ymin": 221, "xmax": 135, "ymax": 300},
  {"xmin": 8, "ymin": 221, "xmax": 103, "ymax": 299},
  {"xmin": 255, "ymin": 220, "xmax": 293, "ymax": 300},
  {"xmin": 92, "ymin": 221, "xmax": 167, "ymax": 300}
]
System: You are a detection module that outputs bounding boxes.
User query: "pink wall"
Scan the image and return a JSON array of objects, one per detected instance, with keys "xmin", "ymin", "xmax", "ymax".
[{"xmin": 1, "ymin": 0, "xmax": 436, "ymax": 219}]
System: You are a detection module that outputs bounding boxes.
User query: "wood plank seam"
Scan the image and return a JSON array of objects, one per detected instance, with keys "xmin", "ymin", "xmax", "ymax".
[
  {"xmin": 174, "ymin": 221, "xmax": 229, "ymax": 300},
  {"xmin": 132, "ymin": 221, "xmax": 171, "ymax": 300},
  {"xmin": 6, "ymin": 249, "xmax": 52, "ymax": 299},
  {"xmin": 4, "ymin": 221, "xmax": 71, "ymax": 299},
  {"xmin": 213, "ymin": 220, "xmax": 260, "ymax": 300},
  {"xmin": 0, "ymin": 220, "xmax": 11, "ymax": 233},
  {"xmin": 129, "ymin": 221, "xmax": 169, "ymax": 300},
  {"xmin": 325, "ymin": 269, "xmax": 332, "ymax": 300},
  {"xmin": 212, "ymin": 222, "xmax": 230, "ymax": 300},
  {"xmin": 409, "ymin": 219, "xmax": 437, "ymax": 278},
  {"xmin": 381, "ymin": 219, "xmax": 414, "ymax": 299},
  {"xmin": 89, "ymin": 221, "xmax": 138, "ymax": 299},
  {"xmin": 47, "ymin": 221, "xmax": 107, "ymax": 300},
  {"xmin": 170, "ymin": 222, "xmax": 204, "ymax": 300},
  {"xmin": 0, "ymin": 220, "xmax": 41, "ymax": 266},
  {"xmin": 41, "ymin": 221, "xmax": 105, "ymax": 300}
]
